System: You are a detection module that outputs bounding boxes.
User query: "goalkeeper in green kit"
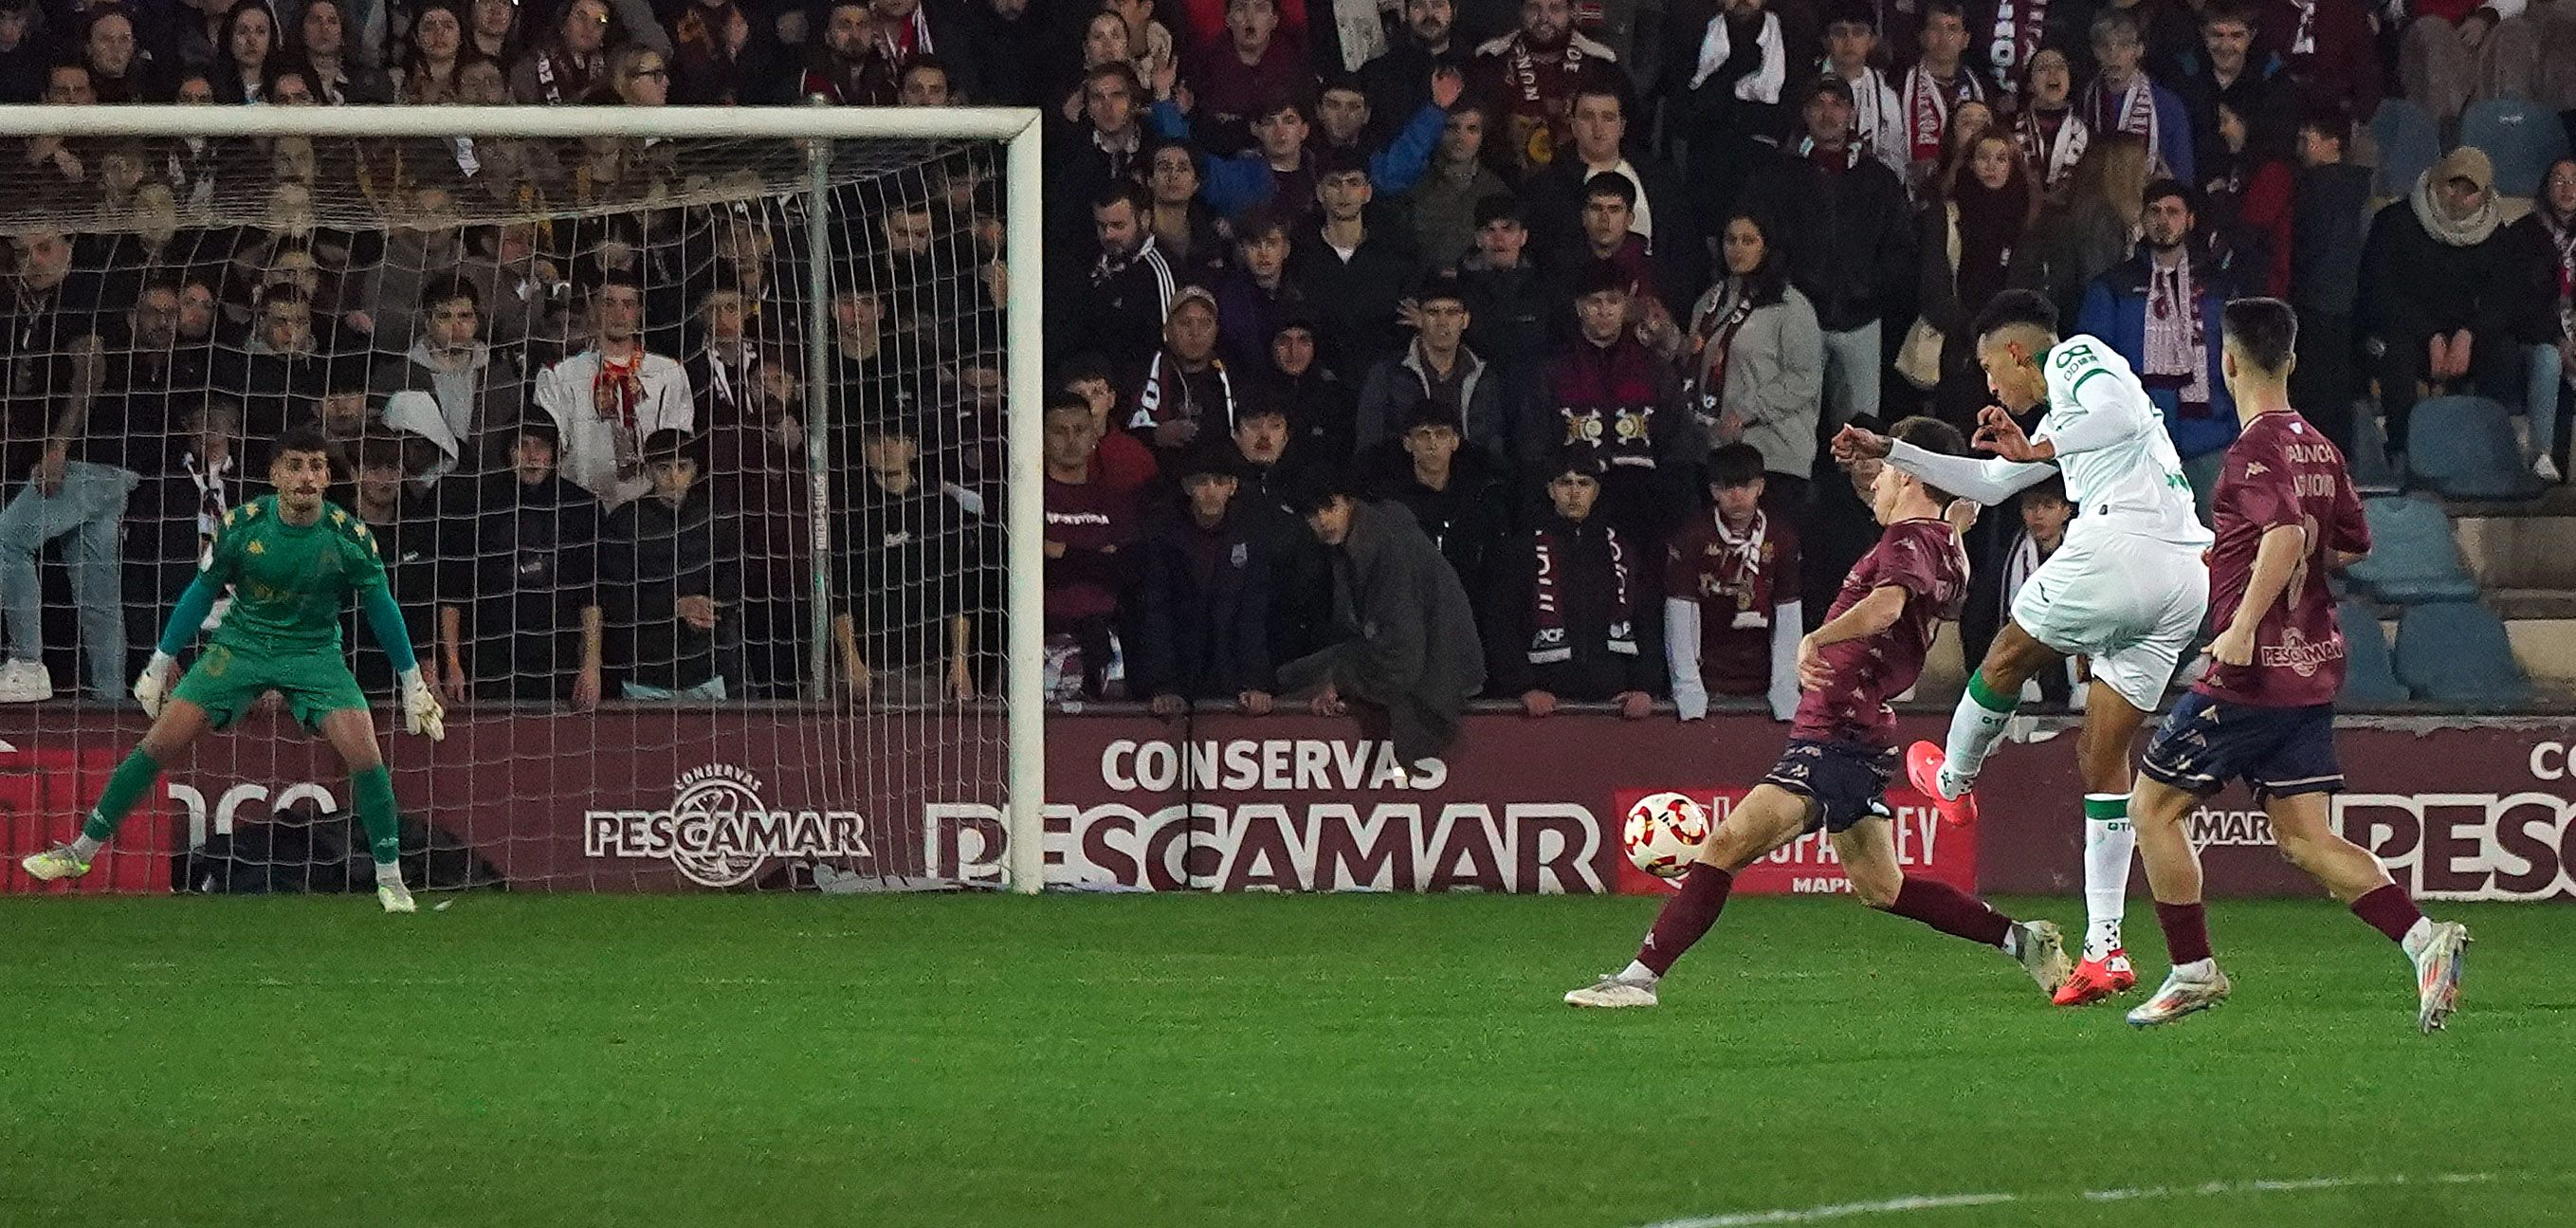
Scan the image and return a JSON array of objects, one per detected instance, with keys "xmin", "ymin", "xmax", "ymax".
[{"xmin": 21, "ymin": 427, "xmax": 447, "ymax": 912}]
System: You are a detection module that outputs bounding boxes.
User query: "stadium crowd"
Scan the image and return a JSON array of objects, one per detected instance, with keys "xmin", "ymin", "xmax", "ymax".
[{"xmin": 1, "ymin": 0, "xmax": 2574, "ymax": 720}]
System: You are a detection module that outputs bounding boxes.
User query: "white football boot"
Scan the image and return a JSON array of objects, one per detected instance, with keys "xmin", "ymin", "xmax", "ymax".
[
  {"xmin": 2410, "ymin": 921, "xmax": 2470, "ymax": 1034},
  {"xmin": 377, "ymin": 880, "xmax": 419, "ymax": 914},
  {"xmin": 2127, "ymin": 963, "xmax": 2233, "ymax": 1027},
  {"xmin": 1564, "ymin": 973, "xmax": 1659, "ymax": 1008}
]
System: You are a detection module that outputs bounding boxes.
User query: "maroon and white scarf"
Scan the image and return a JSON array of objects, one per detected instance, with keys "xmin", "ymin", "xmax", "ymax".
[
  {"xmin": 1985, "ymin": 0, "xmax": 2051, "ymax": 103},
  {"xmin": 2085, "ymin": 72, "xmax": 2164, "ymax": 175},
  {"xmin": 1505, "ymin": 34, "xmax": 1587, "ymax": 110},
  {"xmin": 2289, "ymin": 0, "xmax": 2317, "ymax": 55},
  {"xmin": 1902, "ymin": 64, "xmax": 1985, "ymax": 164},
  {"xmin": 2144, "ymin": 253, "xmax": 2210, "ymax": 409},
  {"xmin": 2016, "ymin": 107, "xmax": 2089, "ymax": 188},
  {"xmin": 2545, "ymin": 209, "xmax": 2576, "ymax": 337},
  {"xmin": 1685, "ymin": 280, "xmax": 1763, "ymax": 427},
  {"xmin": 1528, "ymin": 522, "xmax": 1637, "ymax": 663},
  {"xmin": 1704, "ymin": 509, "xmax": 1776, "ymax": 629}
]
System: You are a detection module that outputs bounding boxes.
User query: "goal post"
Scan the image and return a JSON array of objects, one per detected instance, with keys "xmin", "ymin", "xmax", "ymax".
[{"xmin": 0, "ymin": 103, "xmax": 1048, "ymax": 894}]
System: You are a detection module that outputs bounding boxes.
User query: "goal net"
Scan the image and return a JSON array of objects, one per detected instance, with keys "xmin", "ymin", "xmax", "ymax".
[{"xmin": 0, "ymin": 105, "xmax": 1046, "ymax": 895}]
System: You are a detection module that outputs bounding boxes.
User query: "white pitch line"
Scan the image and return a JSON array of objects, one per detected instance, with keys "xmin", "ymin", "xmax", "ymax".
[{"xmin": 1638, "ymin": 1172, "xmax": 2501, "ymax": 1228}]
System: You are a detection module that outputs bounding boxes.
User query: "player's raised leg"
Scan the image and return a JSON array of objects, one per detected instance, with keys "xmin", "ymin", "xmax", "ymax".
[
  {"xmin": 318, "ymin": 707, "xmax": 414, "ymax": 913},
  {"xmin": 1909, "ymin": 622, "xmax": 2058, "ymax": 825},
  {"xmin": 1833, "ymin": 813, "xmax": 2072, "ymax": 994},
  {"xmin": 1565, "ymin": 785, "xmax": 1814, "ymax": 1007},
  {"xmin": 20, "ymin": 689, "xmax": 211, "ymax": 882}
]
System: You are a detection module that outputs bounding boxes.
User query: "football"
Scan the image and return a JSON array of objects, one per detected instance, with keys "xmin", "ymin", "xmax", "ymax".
[{"xmin": 1622, "ymin": 792, "xmax": 1712, "ymax": 879}]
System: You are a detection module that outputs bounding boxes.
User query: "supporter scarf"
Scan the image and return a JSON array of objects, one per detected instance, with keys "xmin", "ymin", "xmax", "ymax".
[
  {"xmin": 1707, "ymin": 509, "xmax": 1775, "ymax": 629},
  {"xmin": 1903, "ymin": 64, "xmax": 1983, "ymax": 164},
  {"xmin": 185, "ymin": 450, "xmax": 235, "ymax": 562},
  {"xmin": 2544, "ymin": 209, "xmax": 2576, "ymax": 336},
  {"xmin": 1689, "ymin": 10, "xmax": 1786, "ymax": 102},
  {"xmin": 1986, "ymin": 0, "xmax": 2049, "ymax": 101},
  {"xmin": 2016, "ymin": 106, "xmax": 2089, "ymax": 187},
  {"xmin": 1128, "ymin": 352, "xmax": 1235, "ymax": 431},
  {"xmin": 1089, "ymin": 233, "xmax": 1155, "ymax": 286},
  {"xmin": 2087, "ymin": 73, "xmax": 2164, "ymax": 176},
  {"xmin": 2145, "ymin": 252, "xmax": 2211, "ymax": 409},
  {"xmin": 1795, "ymin": 135, "xmax": 1864, "ymax": 170},
  {"xmin": 1527, "ymin": 522, "xmax": 1636, "ymax": 663},
  {"xmin": 532, "ymin": 46, "xmax": 602, "ymax": 103},
  {"xmin": 1505, "ymin": 33, "xmax": 1584, "ymax": 110},
  {"xmin": 2290, "ymin": 0, "xmax": 2317, "ymax": 55},
  {"xmin": 879, "ymin": 7, "xmax": 934, "ymax": 61},
  {"xmin": 2001, "ymin": 527, "xmax": 2047, "ymax": 606},
  {"xmin": 1685, "ymin": 279, "xmax": 1762, "ymax": 423},
  {"xmin": 1843, "ymin": 64, "xmax": 1892, "ymax": 159}
]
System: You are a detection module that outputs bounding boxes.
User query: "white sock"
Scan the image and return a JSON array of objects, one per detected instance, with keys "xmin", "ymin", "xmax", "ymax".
[
  {"xmin": 69, "ymin": 834, "xmax": 103, "ymax": 861},
  {"xmin": 2081, "ymin": 799, "xmax": 2135, "ymax": 961},
  {"xmin": 2401, "ymin": 916, "xmax": 2435, "ymax": 958},
  {"xmin": 1617, "ymin": 960, "xmax": 1657, "ymax": 984},
  {"xmin": 375, "ymin": 861, "xmax": 405, "ymax": 887},
  {"xmin": 1938, "ymin": 678, "xmax": 2018, "ymax": 797},
  {"xmin": 2172, "ymin": 957, "xmax": 2216, "ymax": 981},
  {"xmin": 2001, "ymin": 926, "xmax": 2023, "ymax": 958}
]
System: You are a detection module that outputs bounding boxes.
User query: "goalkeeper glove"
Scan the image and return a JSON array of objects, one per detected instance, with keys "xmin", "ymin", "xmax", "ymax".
[
  {"xmin": 134, "ymin": 651, "xmax": 178, "ymax": 717},
  {"xmin": 399, "ymin": 667, "xmax": 446, "ymax": 742}
]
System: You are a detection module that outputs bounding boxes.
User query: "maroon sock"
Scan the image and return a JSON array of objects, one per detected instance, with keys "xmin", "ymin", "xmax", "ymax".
[
  {"xmin": 2154, "ymin": 900, "xmax": 2214, "ymax": 965},
  {"xmin": 1636, "ymin": 864, "xmax": 1733, "ymax": 976},
  {"xmin": 2350, "ymin": 884, "xmax": 2424, "ymax": 944},
  {"xmin": 1884, "ymin": 878, "xmax": 2012, "ymax": 948}
]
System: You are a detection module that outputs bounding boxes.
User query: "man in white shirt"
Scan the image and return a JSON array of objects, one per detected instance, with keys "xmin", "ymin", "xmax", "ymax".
[
  {"xmin": 1821, "ymin": 1, "xmax": 1907, "ymax": 181},
  {"xmin": 535, "ymin": 271, "xmax": 694, "ymax": 508},
  {"xmin": 1834, "ymin": 288, "xmax": 2212, "ymax": 1008}
]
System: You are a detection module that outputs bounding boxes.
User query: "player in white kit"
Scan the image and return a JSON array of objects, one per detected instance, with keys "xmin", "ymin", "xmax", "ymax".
[{"xmin": 1834, "ymin": 290, "xmax": 2212, "ymax": 1006}]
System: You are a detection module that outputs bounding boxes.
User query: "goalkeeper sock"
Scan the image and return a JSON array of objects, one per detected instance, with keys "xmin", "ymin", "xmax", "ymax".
[
  {"xmin": 350, "ymin": 764, "xmax": 402, "ymax": 868},
  {"xmin": 78, "ymin": 748, "xmax": 165, "ymax": 849},
  {"xmin": 2081, "ymin": 795, "xmax": 2135, "ymax": 960},
  {"xmin": 1937, "ymin": 670, "xmax": 2019, "ymax": 797}
]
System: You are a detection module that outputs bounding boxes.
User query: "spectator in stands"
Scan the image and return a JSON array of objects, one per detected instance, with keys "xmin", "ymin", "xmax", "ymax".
[
  {"xmin": 1665, "ymin": 0, "xmax": 1790, "ymax": 226},
  {"xmin": 805, "ymin": 1, "xmax": 895, "ymax": 103},
  {"xmin": 1133, "ymin": 439, "xmax": 1277, "ymax": 716},
  {"xmin": 1396, "ymin": 103, "xmax": 1509, "ymax": 273},
  {"xmin": 374, "ymin": 275, "xmax": 519, "ymax": 477},
  {"xmin": 2256, "ymin": 0, "xmax": 2376, "ymax": 119},
  {"xmin": 296, "ymin": 0, "xmax": 393, "ymax": 102},
  {"xmin": 1744, "ymin": 75, "xmax": 1911, "ymax": 440},
  {"xmin": 1064, "ymin": 179, "xmax": 1177, "ymax": 372},
  {"xmin": 1180, "ymin": 0, "xmax": 1311, "ymax": 152},
  {"xmin": 512, "ymin": 0, "xmax": 616, "ymax": 103},
  {"xmin": 2015, "ymin": 47, "xmax": 2090, "ymax": 194},
  {"xmin": 23, "ymin": 64, "xmax": 100, "ymax": 209},
  {"xmin": 438, "ymin": 416, "xmax": 605, "ymax": 708},
  {"xmin": 1456, "ymin": 193, "xmax": 1549, "ymax": 386},
  {"xmin": 2511, "ymin": 157, "xmax": 2576, "ymax": 483},
  {"xmin": 667, "ymin": 0, "xmax": 785, "ymax": 104},
  {"xmin": 701, "ymin": 350, "xmax": 812, "ymax": 698},
  {"xmin": 1562, "ymin": 173, "xmax": 1659, "ymax": 314},
  {"xmin": 535, "ymin": 270, "xmax": 695, "ymax": 508},
  {"xmin": 601, "ymin": 430, "xmax": 729, "ymax": 702},
  {"xmin": 900, "ymin": 51, "xmax": 957, "ymax": 104},
  {"xmin": 1361, "ymin": 0, "xmax": 1468, "ymax": 126},
  {"xmin": 228, "ymin": 285, "xmax": 325, "ymax": 441},
  {"xmin": 1041, "ymin": 393, "xmax": 1137, "ymax": 699},
  {"xmin": 1214, "ymin": 206, "xmax": 1303, "ymax": 371},
  {"xmin": 2282, "ymin": 107, "xmax": 2370, "ymax": 453},
  {"xmin": 1653, "ymin": 211, "xmax": 1823, "ymax": 505},
  {"xmin": 1898, "ymin": 0, "xmax": 1990, "ymax": 196},
  {"xmin": 2173, "ymin": 4, "xmax": 2281, "ymax": 197},
  {"xmin": 1526, "ymin": 259, "xmax": 1699, "ymax": 540},
  {"xmin": 1371, "ymin": 397, "xmax": 1510, "ymax": 593},
  {"xmin": 211, "ymin": 0, "xmax": 282, "ymax": 103},
  {"xmin": 470, "ymin": 0, "xmax": 526, "ymax": 63},
  {"xmin": 867, "ymin": 0, "xmax": 974, "ymax": 100},
  {"xmin": 1294, "ymin": 152, "xmax": 1429, "ymax": 375},
  {"xmin": 1126, "ymin": 287, "xmax": 1238, "ymax": 467},
  {"xmin": 1142, "ymin": 138, "xmax": 1228, "ymax": 286},
  {"xmin": 2359, "ymin": 146, "xmax": 2523, "ymax": 463},
  {"xmin": 1981, "ymin": 472, "xmax": 2081, "ymax": 706},
  {"xmin": 1484, "ymin": 449, "xmax": 1653, "ymax": 717},
  {"xmin": 606, "ymin": 43, "xmax": 670, "ymax": 106},
  {"xmin": 1259, "ymin": 313, "xmax": 1359, "ymax": 462},
  {"xmin": 2018, "ymin": 130, "xmax": 2149, "ymax": 326},
  {"xmin": 1529, "ymin": 86, "xmax": 1702, "ymax": 310},
  {"xmin": 1156, "ymin": 66, "xmax": 1461, "ymax": 220},
  {"xmin": 2081, "ymin": 9, "xmax": 2194, "ymax": 184},
  {"xmin": 1665, "ymin": 443, "xmax": 1800, "ymax": 721},
  {"xmin": 2078, "ymin": 179, "xmax": 2238, "ymax": 516},
  {"xmin": 400, "ymin": 0, "xmax": 472, "ymax": 103},
  {"xmin": 0, "ymin": 297, "xmax": 125, "ymax": 704},
  {"xmin": 1060, "ymin": 355, "xmax": 1163, "ymax": 498},
  {"xmin": 303, "ymin": 357, "xmax": 379, "ymax": 467},
  {"xmin": 81, "ymin": 9, "xmax": 170, "ymax": 103},
  {"xmin": 0, "ymin": 1, "xmax": 40, "ymax": 105},
  {"xmin": 1822, "ymin": 3, "xmax": 1907, "ymax": 180},
  {"xmin": 1105, "ymin": 0, "xmax": 1178, "ymax": 94},
  {"xmin": 1470, "ymin": 0, "xmax": 1621, "ymax": 182},
  {"xmin": 129, "ymin": 397, "xmax": 247, "ymax": 651},
  {"xmin": 1280, "ymin": 472, "xmax": 1486, "ymax": 769},
  {"xmin": 1920, "ymin": 132, "xmax": 2040, "ymax": 427},
  {"xmin": 685, "ymin": 282, "xmax": 767, "ymax": 462},
  {"xmin": 341, "ymin": 435, "xmax": 441, "ymax": 691},
  {"xmin": 1355, "ymin": 270, "xmax": 1508, "ymax": 456}
]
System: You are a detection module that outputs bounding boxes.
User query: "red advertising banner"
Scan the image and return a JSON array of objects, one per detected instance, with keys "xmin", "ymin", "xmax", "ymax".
[
  {"xmin": 0, "ymin": 709, "xmax": 2570, "ymax": 899},
  {"xmin": 1607, "ymin": 786, "xmax": 1975, "ymax": 896}
]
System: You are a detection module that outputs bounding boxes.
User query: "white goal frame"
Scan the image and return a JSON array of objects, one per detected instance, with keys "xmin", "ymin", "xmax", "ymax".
[{"xmin": 0, "ymin": 103, "xmax": 1050, "ymax": 894}]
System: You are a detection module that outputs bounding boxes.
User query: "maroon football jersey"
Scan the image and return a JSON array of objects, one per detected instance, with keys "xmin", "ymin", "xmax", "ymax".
[
  {"xmin": 1790, "ymin": 517, "xmax": 1967, "ymax": 748},
  {"xmin": 2194, "ymin": 411, "xmax": 2369, "ymax": 708}
]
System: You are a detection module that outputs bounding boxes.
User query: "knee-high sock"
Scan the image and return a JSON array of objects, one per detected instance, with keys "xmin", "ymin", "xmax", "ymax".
[
  {"xmin": 350, "ymin": 764, "xmax": 401, "ymax": 867},
  {"xmin": 2082, "ymin": 795, "xmax": 2135, "ymax": 960},
  {"xmin": 80, "ymin": 749, "xmax": 165, "ymax": 846},
  {"xmin": 1635, "ymin": 864, "xmax": 1733, "ymax": 977},
  {"xmin": 1938, "ymin": 670, "xmax": 2019, "ymax": 797},
  {"xmin": 1883, "ymin": 878, "xmax": 2013, "ymax": 947}
]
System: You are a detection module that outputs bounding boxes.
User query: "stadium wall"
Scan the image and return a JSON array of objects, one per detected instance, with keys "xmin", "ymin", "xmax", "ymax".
[{"xmin": 5, "ymin": 711, "xmax": 2576, "ymax": 901}]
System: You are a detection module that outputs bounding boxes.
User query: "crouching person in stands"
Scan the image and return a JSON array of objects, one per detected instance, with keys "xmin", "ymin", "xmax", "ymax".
[
  {"xmin": 1276, "ymin": 471, "xmax": 1485, "ymax": 775},
  {"xmin": 1485, "ymin": 449, "xmax": 1656, "ymax": 721}
]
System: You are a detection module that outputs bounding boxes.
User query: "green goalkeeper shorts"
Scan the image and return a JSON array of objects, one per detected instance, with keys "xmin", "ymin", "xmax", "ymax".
[{"xmin": 171, "ymin": 642, "xmax": 372, "ymax": 733}]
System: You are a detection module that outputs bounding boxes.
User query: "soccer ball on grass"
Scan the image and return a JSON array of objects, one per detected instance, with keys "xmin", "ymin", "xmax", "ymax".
[{"xmin": 1622, "ymin": 792, "xmax": 1712, "ymax": 879}]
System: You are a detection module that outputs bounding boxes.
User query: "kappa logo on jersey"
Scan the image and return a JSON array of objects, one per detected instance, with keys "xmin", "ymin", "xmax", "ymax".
[{"xmin": 583, "ymin": 764, "xmax": 871, "ymax": 888}]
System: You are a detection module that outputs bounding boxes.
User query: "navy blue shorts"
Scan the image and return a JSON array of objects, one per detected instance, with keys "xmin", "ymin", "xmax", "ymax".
[
  {"xmin": 2140, "ymin": 691, "xmax": 2344, "ymax": 802},
  {"xmin": 1763, "ymin": 739, "xmax": 1898, "ymax": 834}
]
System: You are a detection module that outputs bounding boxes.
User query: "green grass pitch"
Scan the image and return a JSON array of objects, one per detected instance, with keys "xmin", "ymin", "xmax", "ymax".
[{"xmin": 2, "ymin": 893, "xmax": 2569, "ymax": 1228}]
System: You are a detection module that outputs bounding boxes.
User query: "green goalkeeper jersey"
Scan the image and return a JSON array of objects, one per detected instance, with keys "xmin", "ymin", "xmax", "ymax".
[{"xmin": 204, "ymin": 495, "xmax": 392, "ymax": 655}]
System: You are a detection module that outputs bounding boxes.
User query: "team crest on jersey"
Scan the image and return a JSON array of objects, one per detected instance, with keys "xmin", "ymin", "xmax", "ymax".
[
  {"xmin": 247, "ymin": 541, "xmax": 265, "ymax": 556},
  {"xmin": 2244, "ymin": 462, "xmax": 2269, "ymax": 479}
]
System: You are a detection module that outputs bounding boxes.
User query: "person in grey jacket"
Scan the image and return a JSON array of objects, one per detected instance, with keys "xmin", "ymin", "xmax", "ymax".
[
  {"xmin": 1277, "ymin": 476, "xmax": 1486, "ymax": 770},
  {"xmin": 1653, "ymin": 211, "xmax": 1823, "ymax": 506},
  {"xmin": 1353, "ymin": 270, "xmax": 1513, "ymax": 458}
]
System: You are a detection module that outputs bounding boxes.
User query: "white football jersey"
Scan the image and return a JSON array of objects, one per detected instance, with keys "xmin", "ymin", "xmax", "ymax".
[{"xmin": 2034, "ymin": 336, "xmax": 2213, "ymax": 548}]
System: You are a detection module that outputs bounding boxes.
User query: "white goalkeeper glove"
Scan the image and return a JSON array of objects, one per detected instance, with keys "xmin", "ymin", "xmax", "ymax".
[
  {"xmin": 399, "ymin": 667, "xmax": 446, "ymax": 742},
  {"xmin": 134, "ymin": 651, "xmax": 178, "ymax": 718}
]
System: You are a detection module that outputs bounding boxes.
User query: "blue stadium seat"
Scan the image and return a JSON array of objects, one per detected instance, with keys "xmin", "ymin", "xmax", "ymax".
[
  {"xmin": 2393, "ymin": 601, "xmax": 2530, "ymax": 705},
  {"xmin": 2350, "ymin": 411, "xmax": 2399, "ymax": 493},
  {"xmin": 2459, "ymin": 99, "xmax": 2571, "ymax": 197},
  {"xmin": 2368, "ymin": 99, "xmax": 2440, "ymax": 199},
  {"xmin": 2344, "ymin": 496, "xmax": 2481, "ymax": 603},
  {"xmin": 2338, "ymin": 600, "xmax": 2411, "ymax": 704},
  {"xmin": 2405, "ymin": 395, "xmax": 2545, "ymax": 500}
]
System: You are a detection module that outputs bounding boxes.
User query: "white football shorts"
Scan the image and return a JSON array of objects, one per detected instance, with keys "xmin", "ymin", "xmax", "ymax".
[{"xmin": 2008, "ymin": 528, "xmax": 2210, "ymax": 713}]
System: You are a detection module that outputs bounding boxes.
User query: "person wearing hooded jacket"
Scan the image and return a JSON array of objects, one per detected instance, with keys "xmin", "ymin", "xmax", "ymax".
[
  {"xmin": 1276, "ymin": 477, "xmax": 1485, "ymax": 770},
  {"xmin": 2358, "ymin": 146, "xmax": 2527, "ymax": 457}
]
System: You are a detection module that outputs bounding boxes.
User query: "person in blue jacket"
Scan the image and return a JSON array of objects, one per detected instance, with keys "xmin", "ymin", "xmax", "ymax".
[
  {"xmin": 2077, "ymin": 178, "xmax": 2240, "ymax": 522},
  {"xmin": 1147, "ymin": 62, "xmax": 1465, "ymax": 221}
]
